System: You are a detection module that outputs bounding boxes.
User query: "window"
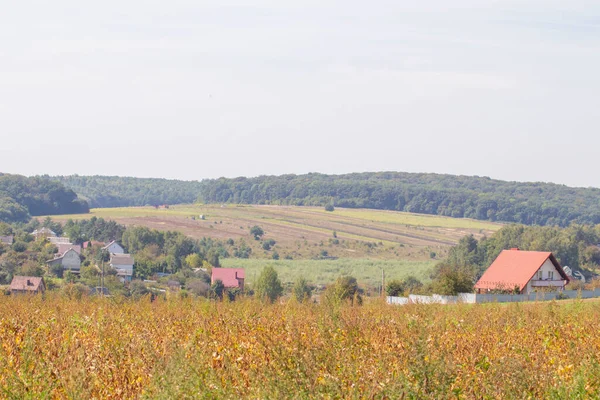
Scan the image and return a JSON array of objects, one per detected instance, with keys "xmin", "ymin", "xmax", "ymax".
[
  {"xmin": 537, "ymin": 270, "xmax": 543, "ymax": 280},
  {"xmin": 548, "ymin": 271, "xmax": 554, "ymax": 280}
]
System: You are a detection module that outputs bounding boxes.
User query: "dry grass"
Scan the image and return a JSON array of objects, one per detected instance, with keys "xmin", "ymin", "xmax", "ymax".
[{"xmin": 1, "ymin": 294, "xmax": 600, "ymax": 399}]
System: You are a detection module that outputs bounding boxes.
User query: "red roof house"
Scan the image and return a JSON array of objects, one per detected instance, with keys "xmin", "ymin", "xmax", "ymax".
[
  {"xmin": 56, "ymin": 243, "xmax": 82, "ymax": 256},
  {"xmin": 475, "ymin": 249, "xmax": 570, "ymax": 294},
  {"xmin": 10, "ymin": 276, "xmax": 46, "ymax": 294},
  {"xmin": 211, "ymin": 268, "xmax": 245, "ymax": 290}
]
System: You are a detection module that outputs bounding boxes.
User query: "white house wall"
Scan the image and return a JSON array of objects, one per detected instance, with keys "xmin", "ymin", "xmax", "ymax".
[
  {"xmin": 62, "ymin": 251, "xmax": 81, "ymax": 271},
  {"xmin": 107, "ymin": 243, "xmax": 125, "ymax": 254}
]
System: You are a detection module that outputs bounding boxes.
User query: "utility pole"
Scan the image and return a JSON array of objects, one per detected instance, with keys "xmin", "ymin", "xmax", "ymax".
[{"xmin": 381, "ymin": 269, "xmax": 385, "ymax": 297}]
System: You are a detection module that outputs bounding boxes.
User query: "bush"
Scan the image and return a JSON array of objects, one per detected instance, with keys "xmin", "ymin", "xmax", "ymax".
[
  {"xmin": 325, "ymin": 204, "xmax": 335, "ymax": 212},
  {"xmin": 293, "ymin": 277, "xmax": 313, "ymax": 302},
  {"xmin": 255, "ymin": 266, "xmax": 283, "ymax": 303},
  {"xmin": 386, "ymin": 280, "xmax": 404, "ymax": 297}
]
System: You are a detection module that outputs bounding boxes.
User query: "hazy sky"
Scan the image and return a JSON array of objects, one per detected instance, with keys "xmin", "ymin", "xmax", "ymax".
[{"xmin": 1, "ymin": 1, "xmax": 599, "ymax": 187}]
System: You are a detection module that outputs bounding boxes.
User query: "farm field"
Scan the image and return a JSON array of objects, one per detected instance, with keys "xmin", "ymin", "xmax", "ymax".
[
  {"xmin": 2, "ymin": 295, "xmax": 600, "ymax": 398},
  {"xmin": 221, "ymin": 258, "xmax": 435, "ymax": 288},
  {"xmin": 47, "ymin": 204, "xmax": 501, "ymax": 261}
]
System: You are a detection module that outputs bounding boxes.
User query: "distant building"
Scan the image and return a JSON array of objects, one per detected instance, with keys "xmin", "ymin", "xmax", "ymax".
[
  {"xmin": 110, "ymin": 254, "xmax": 134, "ymax": 282},
  {"xmin": 31, "ymin": 227, "xmax": 56, "ymax": 239},
  {"xmin": 103, "ymin": 241, "xmax": 125, "ymax": 255},
  {"xmin": 83, "ymin": 240, "xmax": 105, "ymax": 249},
  {"xmin": 0, "ymin": 235, "xmax": 13, "ymax": 246},
  {"xmin": 475, "ymin": 249, "xmax": 570, "ymax": 295},
  {"xmin": 10, "ymin": 276, "xmax": 46, "ymax": 295},
  {"xmin": 211, "ymin": 268, "xmax": 245, "ymax": 291},
  {"xmin": 48, "ymin": 237, "xmax": 71, "ymax": 245},
  {"xmin": 47, "ymin": 248, "xmax": 81, "ymax": 273},
  {"xmin": 56, "ymin": 243, "xmax": 82, "ymax": 256}
]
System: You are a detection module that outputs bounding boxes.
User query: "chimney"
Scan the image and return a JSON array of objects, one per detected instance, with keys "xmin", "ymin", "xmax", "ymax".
[
  {"xmin": 27, "ymin": 279, "xmax": 32, "ymax": 286},
  {"xmin": 510, "ymin": 247, "xmax": 519, "ymax": 251}
]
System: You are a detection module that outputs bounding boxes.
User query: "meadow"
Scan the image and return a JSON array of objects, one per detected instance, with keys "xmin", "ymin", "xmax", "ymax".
[
  {"xmin": 2, "ymin": 295, "xmax": 600, "ymax": 399},
  {"xmin": 220, "ymin": 258, "xmax": 435, "ymax": 288}
]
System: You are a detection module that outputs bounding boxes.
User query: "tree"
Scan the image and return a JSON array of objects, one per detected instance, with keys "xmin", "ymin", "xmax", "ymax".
[
  {"xmin": 211, "ymin": 279, "xmax": 225, "ymax": 300},
  {"xmin": 430, "ymin": 264, "xmax": 474, "ymax": 295},
  {"xmin": 386, "ymin": 280, "xmax": 404, "ymax": 296},
  {"xmin": 250, "ymin": 225, "xmax": 264, "ymax": 240},
  {"xmin": 325, "ymin": 276, "xmax": 362, "ymax": 306},
  {"xmin": 325, "ymin": 204, "xmax": 335, "ymax": 212},
  {"xmin": 293, "ymin": 277, "xmax": 312, "ymax": 302},
  {"xmin": 255, "ymin": 266, "xmax": 283, "ymax": 303}
]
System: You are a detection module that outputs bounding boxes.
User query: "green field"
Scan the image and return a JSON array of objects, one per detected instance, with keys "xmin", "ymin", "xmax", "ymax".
[{"xmin": 221, "ymin": 258, "xmax": 435, "ymax": 288}]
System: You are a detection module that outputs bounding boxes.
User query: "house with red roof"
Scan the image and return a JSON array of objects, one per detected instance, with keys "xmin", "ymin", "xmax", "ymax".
[
  {"xmin": 475, "ymin": 249, "xmax": 570, "ymax": 294},
  {"xmin": 211, "ymin": 268, "xmax": 245, "ymax": 291}
]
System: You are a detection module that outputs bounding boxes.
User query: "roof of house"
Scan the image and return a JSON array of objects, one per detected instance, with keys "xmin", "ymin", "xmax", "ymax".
[
  {"xmin": 0, "ymin": 235, "xmax": 13, "ymax": 245},
  {"xmin": 475, "ymin": 249, "xmax": 570, "ymax": 292},
  {"xmin": 83, "ymin": 240, "xmax": 105, "ymax": 249},
  {"xmin": 211, "ymin": 268, "xmax": 245, "ymax": 288},
  {"xmin": 102, "ymin": 240, "xmax": 122, "ymax": 250},
  {"xmin": 32, "ymin": 227, "xmax": 56, "ymax": 237},
  {"xmin": 10, "ymin": 276, "xmax": 45, "ymax": 292},
  {"xmin": 47, "ymin": 248, "xmax": 79, "ymax": 263},
  {"xmin": 110, "ymin": 254, "xmax": 134, "ymax": 265},
  {"xmin": 57, "ymin": 243, "xmax": 81, "ymax": 255}
]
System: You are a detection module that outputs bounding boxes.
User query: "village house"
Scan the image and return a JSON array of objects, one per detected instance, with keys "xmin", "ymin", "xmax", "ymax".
[
  {"xmin": 475, "ymin": 249, "xmax": 570, "ymax": 295},
  {"xmin": 10, "ymin": 276, "xmax": 46, "ymax": 295},
  {"xmin": 31, "ymin": 227, "xmax": 56, "ymax": 240},
  {"xmin": 110, "ymin": 253, "xmax": 134, "ymax": 282},
  {"xmin": 56, "ymin": 243, "xmax": 82, "ymax": 257},
  {"xmin": 0, "ymin": 235, "xmax": 13, "ymax": 246},
  {"xmin": 47, "ymin": 248, "xmax": 81, "ymax": 274},
  {"xmin": 211, "ymin": 268, "xmax": 245, "ymax": 291},
  {"xmin": 103, "ymin": 241, "xmax": 125, "ymax": 254}
]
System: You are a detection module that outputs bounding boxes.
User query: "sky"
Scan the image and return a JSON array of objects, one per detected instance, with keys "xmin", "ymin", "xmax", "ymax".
[{"xmin": 1, "ymin": 0, "xmax": 599, "ymax": 187}]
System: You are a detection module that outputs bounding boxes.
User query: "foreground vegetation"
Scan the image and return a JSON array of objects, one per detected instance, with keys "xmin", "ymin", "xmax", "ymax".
[{"xmin": 2, "ymin": 296, "xmax": 600, "ymax": 398}]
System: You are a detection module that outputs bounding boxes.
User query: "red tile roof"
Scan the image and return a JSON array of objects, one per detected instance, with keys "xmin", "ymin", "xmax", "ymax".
[
  {"xmin": 10, "ymin": 276, "xmax": 45, "ymax": 292},
  {"xmin": 211, "ymin": 268, "xmax": 245, "ymax": 288},
  {"xmin": 475, "ymin": 250, "xmax": 569, "ymax": 292}
]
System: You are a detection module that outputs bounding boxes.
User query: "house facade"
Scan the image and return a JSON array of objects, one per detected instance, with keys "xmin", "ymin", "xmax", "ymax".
[
  {"xmin": 103, "ymin": 241, "xmax": 125, "ymax": 254},
  {"xmin": 110, "ymin": 254, "xmax": 134, "ymax": 282},
  {"xmin": 10, "ymin": 276, "xmax": 46, "ymax": 294},
  {"xmin": 475, "ymin": 249, "xmax": 570, "ymax": 295},
  {"xmin": 211, "ymin": 268, "xmax": 245, "ymax": 291},
  {"xmin": 47, "ymin": 248, "xmax": 81, "ymax": 273}
]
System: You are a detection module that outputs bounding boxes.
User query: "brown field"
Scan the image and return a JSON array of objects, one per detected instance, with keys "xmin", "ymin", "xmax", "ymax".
[{"xmin": 47, "ymin": 205, "xmax": 501, "ymax": 261}]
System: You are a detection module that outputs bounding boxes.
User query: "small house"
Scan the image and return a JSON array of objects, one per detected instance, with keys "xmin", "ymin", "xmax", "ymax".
[
  {"xmin": 10, "ymin": 276, "xmax": 46, "ymax": 295},
  {"xmin": 0, "ymin": 235, "xmax": 13, "ymax": 246},
  {"xmin": 475, "ymin": 249, "xmax": 570, "ymax": 295},
  {"xmin": 103, "ymin": 241, "xmax": 125, "ymax": 255},
  {"xmin": 47, "ymin": 248, "xmax": 81, "ymax": 273},
  {"xmin": 211, "ymin": 268, "xmax": 245, "ymax": 291},
  {"xmin": 110, "ymin": 254, "xmax": 134, "ymax": 282}
]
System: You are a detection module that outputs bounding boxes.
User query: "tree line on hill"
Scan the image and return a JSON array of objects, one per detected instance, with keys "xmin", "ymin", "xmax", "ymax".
[
  {"xmin": 198, "ymin": 172, "xmax": 600, "ymax": 227},
  {"xmin": 0, "ymin": 174, "xmax": 88, "ymax": 224},
  {"xmin": 52, "ymin": 175, "xmax": 204, "ymax": 208}
]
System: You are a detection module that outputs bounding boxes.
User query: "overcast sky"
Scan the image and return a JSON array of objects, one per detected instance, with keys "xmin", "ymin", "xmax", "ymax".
[{"xmin": 1, "ymin": 1, "xmax": 599, "ymax": 187}]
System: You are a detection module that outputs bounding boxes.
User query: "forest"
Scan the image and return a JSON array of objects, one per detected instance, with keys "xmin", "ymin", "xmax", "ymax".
[
  {"xmin": 198, "ymin": 172, "xmax": 600, "ymax": 226},
  {"xmin": 52, "ymin": 175, "xmax": 204, "ymax": 208},
  {"xmin": 0, "ymin": 174, "xmax": 89, "ymax": 223}
]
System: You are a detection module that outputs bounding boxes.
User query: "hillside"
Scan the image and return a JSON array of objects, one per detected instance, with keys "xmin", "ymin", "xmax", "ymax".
[
  {"xmin": 52, "ymin": 175, "xmax": 204, "ymax": 208},
  {"xmin": 54, "ymin": 172, "xmax": 600, "ymax": 227},
  {"xmin": 0, "ymin": 173, "xmax": 88, "ymax": 223}
]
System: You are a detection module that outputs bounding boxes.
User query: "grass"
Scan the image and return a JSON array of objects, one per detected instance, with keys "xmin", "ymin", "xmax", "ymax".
[
  {"xmin": 220, "ymin": 258, "xmax": 436, "ymax": 288},
  {"xmin": 2, "ymin": 295, "xmax": 600, "ymax": 398}
]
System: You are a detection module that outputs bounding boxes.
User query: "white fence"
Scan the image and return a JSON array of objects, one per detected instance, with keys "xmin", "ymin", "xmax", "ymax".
[{"xmin": 387, "ymin": 288, "xmax": 600, "ymax": 305}]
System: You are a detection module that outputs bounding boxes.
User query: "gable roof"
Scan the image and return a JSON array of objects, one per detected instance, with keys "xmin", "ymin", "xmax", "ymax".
[
  {"xmin": 211, "ymin": 268, "xmax": 245, "ymax": 288},
  {"xmin": 102, "ymin": 241, "xmax": 123, "ymax": 250},
  {"xmin": 57, "ymin": 243, "xmax": 81, "ymax": 255},
  {"xmin": 475, "ymin": 249, "xmax": 570, "ymax": 292},
  {"xmin": 110, "ymin": 254, "xmax": 134, "ymax": 265},
  {"xmin": 10, "ymin": 276, "xmax": 45, "ymax": 292},
  {"xmin": 47, "ymin": 248, "xmax": 80, "ymax": 263}
]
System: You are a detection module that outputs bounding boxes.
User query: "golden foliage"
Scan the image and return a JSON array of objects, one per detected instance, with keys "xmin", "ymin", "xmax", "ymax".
[{"xmin": 0, "ymin": 295, "xmax": 599, "ymax": 398}]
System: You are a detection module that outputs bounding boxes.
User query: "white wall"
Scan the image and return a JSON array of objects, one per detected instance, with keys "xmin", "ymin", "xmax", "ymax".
[
  {"xmin": 107, "ymin": 242, "xmax": 125, "ymax": 254},
  {"xmin": 62, "ymin": 250, "xmax": 81, "ymax": 271}
]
